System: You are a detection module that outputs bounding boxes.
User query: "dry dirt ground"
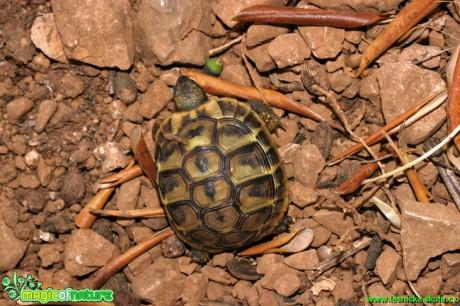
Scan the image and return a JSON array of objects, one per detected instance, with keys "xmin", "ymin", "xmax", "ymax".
[{"xmin": 1, "ymin": 0, "xmax": 460, "ymax": 305}]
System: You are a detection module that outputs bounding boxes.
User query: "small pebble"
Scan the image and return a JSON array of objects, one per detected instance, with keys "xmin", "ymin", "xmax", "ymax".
[
  {"xmin": 7, "ymin": 97, "xmax": 34, "ymax": 124},
  {"xmin": 60, "ymin": 171, "xmax": 86, "ymax": 206},
  {"xmin": 35, "ymin": 100, "xmax": 58, "ymax": 133}
]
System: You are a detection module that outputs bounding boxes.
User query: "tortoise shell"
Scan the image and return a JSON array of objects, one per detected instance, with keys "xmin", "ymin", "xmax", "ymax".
[{"xmin": 153, "ymin": 97, "xmax": 288, "ymax": 252}]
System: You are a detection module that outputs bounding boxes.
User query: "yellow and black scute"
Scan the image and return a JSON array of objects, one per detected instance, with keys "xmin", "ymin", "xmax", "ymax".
[{"xmin": 154, "ymin": 97, "xmax": 288, "ymax": 252}]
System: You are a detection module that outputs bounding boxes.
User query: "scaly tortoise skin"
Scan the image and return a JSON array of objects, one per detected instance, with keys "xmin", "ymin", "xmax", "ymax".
[{"xmin": 153, "ymin": 86, "xmax": 288, "ymax": 253}]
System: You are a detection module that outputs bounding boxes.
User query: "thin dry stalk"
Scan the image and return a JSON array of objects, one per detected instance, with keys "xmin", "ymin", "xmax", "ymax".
[
  {"xmin": 363, "ymin": 123, "xmax": 460, "ymax": 184},
  {"xmin": 382, "ymin": 131, "xmax": 430, "ymax": 203}
]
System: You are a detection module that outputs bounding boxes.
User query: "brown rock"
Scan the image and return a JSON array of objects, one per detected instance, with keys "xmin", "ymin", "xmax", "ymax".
[
  {"xmin": 0, "ymin": 164, "xmax": 17, "ymax": 184},
  {"xmin": 7, "ymin": 97, "xmax": 34, "ymax": 124},
  {"xmin": 377, "ymin": 62, "xmax": 446, "ymax": 144},
  {"xmin": 60, "ymin": 171, "xmax": 86, "ymax": 205},
  {"xmin": 441, "ymin": 253, "xmax": 460, "ymax": 280},
  {"xmin": 64, "ymin": 229, "xmax": 120, "ymax": 276},
  {"xmin": 131, "ymin": 226, "xmax": 154, "ymax": 244},
  {"xmin": 376, "ymin": 247, "xmax": 402, "ymax": 285},
  {"xmin": 401, "ymin": 200, "xmax": 460, "ymax": 280},
  {"xmin": 0, "ymin": 206, "xmax": 30, "ymax": 273},
  {"xmin": 268, "ymin": 33, "xmax": 310, "ymax": 69},
  {"xmin": 299, "ymin": 26, "xmax": 344, "ymax": 59},
  {"xmin": 283, "ymin": 250, "xmax": 319, "ymax": 270},
  {"xmin": 367, "ymin": 283, "xmax": 396, "ymax": 305},
  {"xmin": 116, "ymin": 178, "xmax": 141, "ymax": 211},
  {"xmin": 41, "ymin": 214, "xmax": 75, "ymax": 234},
  {"xmin": 331, "ymin": 275, "xmax": 354, "ymax": 303},
  {"xmin": 114, "ymin": 72, "xmax": 137, "ymax": 104},
  {"xmin": 123, "ymin": 102, "xmax": 143, "ymax": 123},
  {"xmin": 256, "ymin": 253, "xmax": 284, "ymax": 275},
  {"xmin": 232, "ymin": 280, "xmax": 253, "ymax": 300},
  {"xmin": 272, "ymin": 118, "xmax": 299, "ymax": 147},
  {"xmin": 139, "ymin": 80, "xmax": 173, "ymax": 119},
  {"xmin": 328, "ymin": 70, "xmax": 353, "ymax": 93},
  {"xmin": 444, "ymin": 271, "xmax": 460, "ymax": 294},
  {"xmin": 246, "ymin": 43, "xmax": 276, "ymax": 72},
  {"xmin": 416, "ymin": 160, "xmax": 438, "ymax": 189},
  {"xmin": 3, "ymin": 19, "xmax": 35, "ymax": 64},
  {"xmin": 126, "ymin": 252, "xmax": 151, "ymax": 277},
  {"xmin": 201, "ymin": 265, "xmax": 237, "ymax": 285},
  {"xmin": 61, "ymin": 74, "xmax": 85, "ymax": 98},
  {"xmin": 310, "ymin": 224, "xmax": 332, "ymax": 247},
  {"xmin": 246, "ymin": 24, "xmax": 290, "ymax": 47},
  {"xmin": 30, "ymin": 13, "xmax": 68, "ymax": 63},
  {"xmin": 214, "ymin": 0, "xmax": 287, "ymax": 28},
  {"xmin": 48, "ymin": 102, "xmax": 74, "ymax": 127},
  {"xmin": 53, "ymin": 269, "xmax": 78, "ymax": 289},
  {"xmin": 35, "ymin": 100, "xmax": 58, "ymax": 133},
  {"xmin": 398, "ymin": 43, "xmax": 442, "ymax": 69},
  {"xmin": 182, "ymin": 273, "xmax": 208, "ymax": 305},
  {"xmin": 38, "ymin": 242, "xmax": 63, "ymax": 267},
  {"xmin": 18, "ymin": 173, "xmax": 41, "ymax": 189},
  {"xmin": 25, "ymin": 150, "xmax": 41, "ymax": 169},
  {"xmin": 10, "ymin": 135, "xmax": 27, "ymax": 155},
  {"xmin": 293, "ymin": 143, "xmax": 326, "ymax": 188},
  {"xmin": 414, "ymin": 269, "xmax": 442, "ymax": 297},
  {"xmin": 258, "ymin": 287, "xmax": 279, "ymax": 306},
  {"xmin": 206, "ymin": 281, "xmax": 226, "ymax": 301},
  {"xmin": 51, "ymin": 0, "xmax": 134, "ymax": 69},
  {"xmin": 161, "ymin": 235, "xmax": 186, "ymax": 258},
  {"xmin": 390, "ymin": 279, "xmax": 409, "ymax": 296},
  {"xmin": 131, "ymin": 257, "xmax": 185, "ymax": 305},
  {"xmin": 135, "ymin": 0, "xmax": 212, "ymax": 66},
  {"xmin": 393, "ymin": 183, "xmax": 416, "ymax": 204},
  {"xmin": 115, "ymin": 177, "xmax": 140, "ymax": 226},
  {"xmin": 273, "ymin": 272, "xmax": 301, "ymax": 297},
  {"xmin": 94, "ymin": 142, "xmax": 131, "ymax": 173},
  {"xmin": 17, "ymin": 188, "xmax": 46, "ymax": 214},
  {"xmin": 359, "ymin": 73, "xmax": 380, "ymax": 106},
  {"xmin": 259, "ymin": 262, "xmax": 297, "ymax": 290},
  {"xmin": 221, "ymin": 64, "xmax": 252, "ymax": 87},
  {"xmin": 37, "ymin": 159, "xmax": 53, "ymax": 187},
  {"xmin": 289, "ymin": 181, "xmax": 318, "ymax": 208},
  {"xmin": 313, "ymin": 209, "xmax": 360, "ymax": 240},
  {"xmin": 178, "ymin": 256, "xmax": 199, "ymax": 275},
  {"xmin": 212, "ymin": 252, "xmax": 234, "ymax": 268}
]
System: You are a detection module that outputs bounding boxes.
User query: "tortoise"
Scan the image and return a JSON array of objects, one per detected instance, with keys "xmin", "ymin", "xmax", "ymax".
[{"xmin": 152, "ymin": 76, "xmax": 289, "ymax": 253}]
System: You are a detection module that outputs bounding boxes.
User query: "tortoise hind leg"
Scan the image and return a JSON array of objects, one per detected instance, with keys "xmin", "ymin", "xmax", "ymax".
[
  {"xmin": 272, "ymin": 216, "xmax": 293, "ymax": 236},
  {"xmin": 246, "ymin": 100, "xmax": 282, "ymax": 133},
  {"xmin": 190, "ymin": 248, "xmax": 210, "ymax": 264}
]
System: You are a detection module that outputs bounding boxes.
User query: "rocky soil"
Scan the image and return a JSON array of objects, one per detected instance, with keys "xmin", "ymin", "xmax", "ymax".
[{"xmin": 1, "ymin": 0, "xmax": 460, "ymax": 305}]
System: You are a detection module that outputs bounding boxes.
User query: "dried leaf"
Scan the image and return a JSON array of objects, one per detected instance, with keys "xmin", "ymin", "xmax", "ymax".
[
  {"xmin": 182, "ymin": 70, "xmax": 326, "ymax": 122},
  {"xmin": 234, "ymin": 5, "xmax": 387, "ymax": 28},
  {"xmin": 447, "ymin": 45, "xmax": 460, "ymax": 151},
  {"xmin": 356, "ymin": 0, "xmax": 440, "ymax": 76},
  {"xmin": 334, "ymin": 147, "xmax": 394, "ymax": 194}
]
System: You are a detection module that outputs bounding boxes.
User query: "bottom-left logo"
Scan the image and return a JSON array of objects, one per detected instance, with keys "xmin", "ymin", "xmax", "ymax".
[{"xmin": 2, "ymin": 271, "xmax": 114, "ymax": 304}]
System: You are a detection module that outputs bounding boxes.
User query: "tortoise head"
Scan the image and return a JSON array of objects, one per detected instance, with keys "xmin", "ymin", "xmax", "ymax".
[{"xmin": 174, "ymin": 76, "xmax": 208, "ymax": 112}]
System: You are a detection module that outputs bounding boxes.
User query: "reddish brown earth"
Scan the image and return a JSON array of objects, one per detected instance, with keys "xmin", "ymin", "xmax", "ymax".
[{"xmin": 1, "ymin": 0, "xmax": 460, "ymax": 305}]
